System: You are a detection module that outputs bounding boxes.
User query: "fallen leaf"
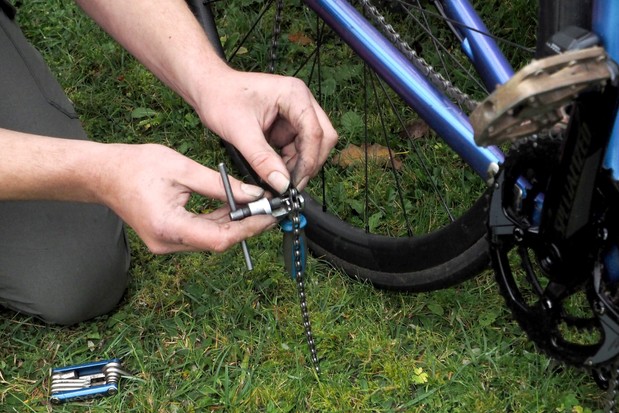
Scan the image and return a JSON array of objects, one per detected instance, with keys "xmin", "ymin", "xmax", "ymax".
[
  {"xmin": 401, "ymin": 119, "xmax": 430, "ymax": 139},
  {"xmin": 332, "ymin": 144, "xmax": 363, "ymax": 168},
  {"xmin": 288, "ymin": 32, "xmax": 313, "ymax": 46},
  {"xmin": 332, "ymin": 143, "xmax": 402, "ymax": 170}
]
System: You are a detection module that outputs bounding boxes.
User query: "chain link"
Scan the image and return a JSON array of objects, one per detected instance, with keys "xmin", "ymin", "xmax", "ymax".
[{"xmin": 269, "ymin": 1, "xmax": 320, "ymax": 374}]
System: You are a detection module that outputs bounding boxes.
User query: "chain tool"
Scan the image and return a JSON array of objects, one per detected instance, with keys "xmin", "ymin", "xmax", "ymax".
[{"xmin": 219, "ymin": 164, "xmax": 320, "ymax": 373}]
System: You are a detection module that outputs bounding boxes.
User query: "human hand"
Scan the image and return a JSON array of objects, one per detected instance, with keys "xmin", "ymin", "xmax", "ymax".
[
  {"xmin": 76, "ymin": 1, "xmax": 336, "ymax": 192},
  {"xmin": 101, "ymin": 143, "xmax": 276, "ymax": 254},
  {"xmin": 197, "ymin": 68, "xmax": 338, "ymax": 193}
]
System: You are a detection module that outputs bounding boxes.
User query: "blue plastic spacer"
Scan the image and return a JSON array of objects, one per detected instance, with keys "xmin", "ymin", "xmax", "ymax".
[{"xmin": 280, "ymin": 214, "xmax": 308, "ymax": 279}]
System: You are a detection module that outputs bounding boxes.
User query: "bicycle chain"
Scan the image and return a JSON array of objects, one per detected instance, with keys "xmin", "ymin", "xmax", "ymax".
[
  {"xmin": 358, "ymin": 0, "xmax": 479, "ymax": 112},
  {"xmin": 288, "ymin": 188, "xmax": 320, "ymax": 373},
  {"xmin": 269, "ymin": 0, "xmax": 284, "ymax": 73},
  {"xmin": 270, "ymin": 2, "xmax": 320, "ymax": 374}
]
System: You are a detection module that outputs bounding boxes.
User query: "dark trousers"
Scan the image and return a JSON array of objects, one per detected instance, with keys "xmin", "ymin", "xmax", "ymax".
[{"xmin": 0, "ymin": 7, "xmax": 130, "ymax": 325}]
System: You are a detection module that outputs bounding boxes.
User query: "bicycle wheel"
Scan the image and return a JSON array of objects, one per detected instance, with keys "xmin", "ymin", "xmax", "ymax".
[{"xmin": 201, "ymin": 0, "xmax": 535, "ymax": 291}]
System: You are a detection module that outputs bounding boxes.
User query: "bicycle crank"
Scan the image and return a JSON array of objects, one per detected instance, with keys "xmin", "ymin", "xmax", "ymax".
[{"xmin": 487, "ymin": 86, "xmax": 619, "ymax": 411}]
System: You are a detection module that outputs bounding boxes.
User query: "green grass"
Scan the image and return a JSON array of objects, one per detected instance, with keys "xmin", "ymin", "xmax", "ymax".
[{"xmin": 0, "ymin": 1, "xmax": 609, "ymax": 412}]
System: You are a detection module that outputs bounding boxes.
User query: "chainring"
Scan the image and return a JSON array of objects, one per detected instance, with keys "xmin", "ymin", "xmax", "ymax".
[{"xmin": 488, "ymin": 132, "xmax": 619, "ymax": 374}]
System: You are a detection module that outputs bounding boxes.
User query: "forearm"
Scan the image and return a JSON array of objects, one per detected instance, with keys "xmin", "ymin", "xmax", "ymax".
[
  {"xmin": 0, "ymin": 128, "xmax": 112, "ymax": 203},
  {"xmin": 75, "ymin": 0, "xmax": 227, "ymax": 112},
  {"xmin": 0, "ymin": 128, "xmax": 275, "ymax": 253}
]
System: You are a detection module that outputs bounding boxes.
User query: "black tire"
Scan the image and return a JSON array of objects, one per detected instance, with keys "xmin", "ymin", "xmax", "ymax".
[{"xmin": 195, "ymin": 1, "xmax": 534, "ymax": 291}]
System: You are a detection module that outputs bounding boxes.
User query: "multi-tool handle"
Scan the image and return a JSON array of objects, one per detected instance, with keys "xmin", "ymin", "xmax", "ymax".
[{"xmin": 49, "ymin": 359, "xmax": 131, "ymax": 404}]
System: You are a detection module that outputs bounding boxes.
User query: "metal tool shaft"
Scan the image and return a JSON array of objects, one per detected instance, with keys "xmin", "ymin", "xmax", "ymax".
[{"xmin": 218, "ymin": 163, "xmax": 253, "ymax": 271}]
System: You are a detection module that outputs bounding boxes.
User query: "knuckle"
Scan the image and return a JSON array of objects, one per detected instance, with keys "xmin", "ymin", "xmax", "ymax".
[
  {"xmin": 327, "ymin": 129, "xmax": 339, "ymax": 146},
  {"xmin": 209, "ymin": 225, "xmax": 233, "ymax": 253},
  {"xmin": 303, "ymin": 156, "xmax": 318, "ymax": 174},
  {"xmin": 247, "ymin": 150, "xmax": 272, "ymax": 171},
  {"xmin": 287, "ymin": 76, "xmax": 307, "ymax": 91}
]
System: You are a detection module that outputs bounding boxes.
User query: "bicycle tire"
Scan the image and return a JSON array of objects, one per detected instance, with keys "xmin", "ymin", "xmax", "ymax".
[{"xmin": 197, "ymin": 0, "xmax": 534, "ymax": 291}]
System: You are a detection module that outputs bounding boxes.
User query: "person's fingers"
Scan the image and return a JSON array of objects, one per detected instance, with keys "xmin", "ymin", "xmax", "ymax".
[
  {"xmin": 273, "ymin": 79, "xmax": 337, "ymax": 187},
  {"xmin": 310, "ymin": 95, "xmax": 339, "ymax": 171},
  {"xmin": 178, "ymin": 159, "xmax": 266, "ymax": 203},
  {"xmin": 145, "ymin": 206, "xmax": 276, "ymax": 254},
  {"xmin": 177, "ymin": 210, "xmax": 276, "ymax": 253},
  {"xmin": 198, "ymin": 73, "xmax": 338, "ymax": 193},
  {"xmin": 232, "ymin": 123, "xmax": 292, "ymax": 194}
]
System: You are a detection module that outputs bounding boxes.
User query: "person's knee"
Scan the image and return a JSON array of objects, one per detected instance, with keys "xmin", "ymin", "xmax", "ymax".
[
  {"xmin": 0, "ymin": 236, "xmax": 130, "ymax": 325},
  {"xmin": 0, "ymin": 202, "xmax": 130, "ymax": 325},
  {"xmin": 32, "ymin": 261, "xmax": 130, "ymax": 325}
]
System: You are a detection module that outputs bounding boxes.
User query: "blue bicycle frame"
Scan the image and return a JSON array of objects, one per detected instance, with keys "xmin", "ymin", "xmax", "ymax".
[
  {"xmin": 595, "ymin": 1, "xmax": 619, "ymax": 180},
  {"xmin": 303, "ymin": 0, "xmax": 619, "ymax": 184}
]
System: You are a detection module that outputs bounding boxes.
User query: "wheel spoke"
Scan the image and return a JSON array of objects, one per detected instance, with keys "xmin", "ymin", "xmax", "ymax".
[{"xmin": 211, "ymin": 0, "xmax": 535, "ymax": 289}]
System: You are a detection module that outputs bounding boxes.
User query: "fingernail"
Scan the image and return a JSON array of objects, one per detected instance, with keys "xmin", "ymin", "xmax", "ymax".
[
  {"xmin": 241, "ymin": 183, "xmax": 265, "ymax": 199},
  {"xmin": 267, "ymin": 171, "xmax": 290, "ymax": 194}
]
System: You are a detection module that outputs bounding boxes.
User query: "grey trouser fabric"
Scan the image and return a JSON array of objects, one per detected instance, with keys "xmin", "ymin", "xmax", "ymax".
[{"xmin": 0, "ymin": 7, "xmax": 130, "ymax": 325}]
